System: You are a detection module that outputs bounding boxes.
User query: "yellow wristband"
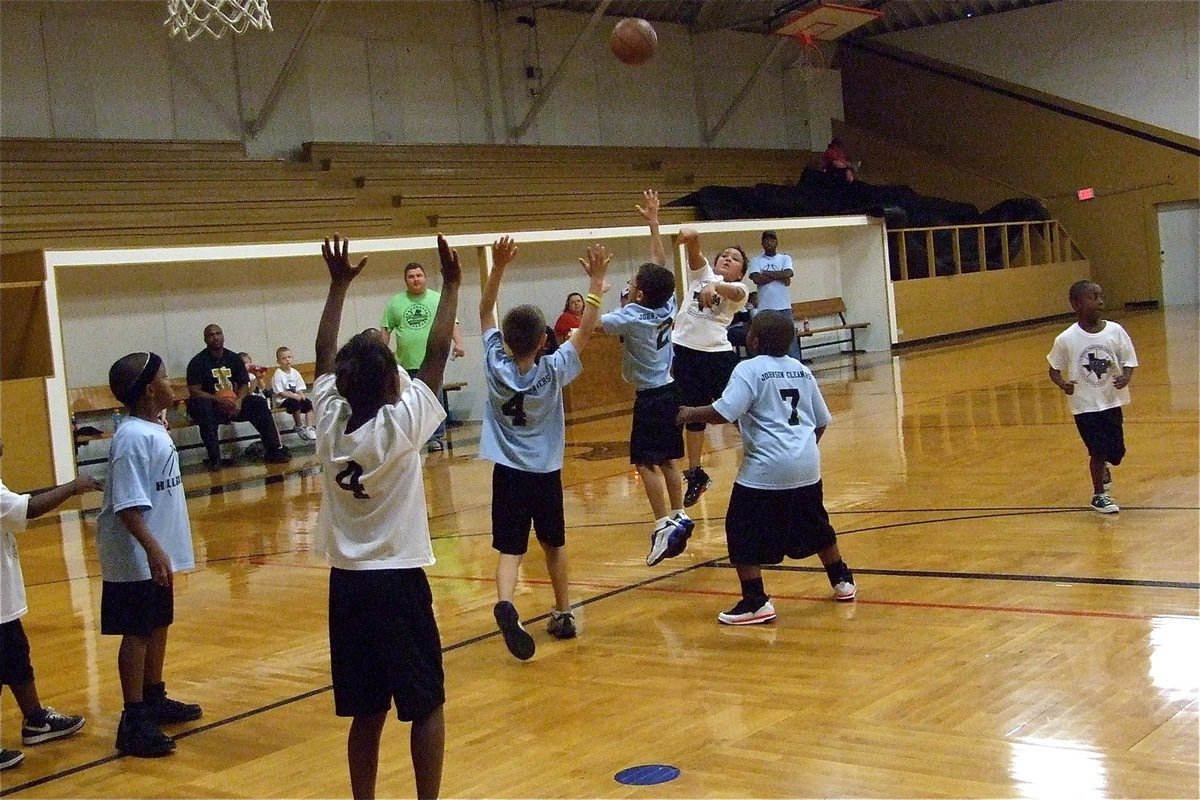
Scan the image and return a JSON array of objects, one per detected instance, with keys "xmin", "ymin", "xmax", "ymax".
[{"xmin": 584, "ymin": 295, "xmax": 602, "ymax": 308}]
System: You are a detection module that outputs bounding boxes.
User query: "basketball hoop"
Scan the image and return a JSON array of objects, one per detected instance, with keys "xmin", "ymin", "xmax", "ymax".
[{"xmin": 165, "ymin": 0, "xmax": 272, "ymax": 41}]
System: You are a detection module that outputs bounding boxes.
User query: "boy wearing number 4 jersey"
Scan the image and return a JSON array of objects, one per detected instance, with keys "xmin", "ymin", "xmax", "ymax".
[
  {"xmin": 312, "ymin": 233, "xmax": 460, "ymax": 800},
  {"xmin": 677, "ymin": 312, "xmax": 856, "ymax": 625},
  {"xmin": 480, "ymin": 237, "xmax": 608, "ymax": 661}
]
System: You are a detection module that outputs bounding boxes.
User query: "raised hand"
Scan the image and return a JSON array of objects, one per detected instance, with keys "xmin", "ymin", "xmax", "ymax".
[
  {"xmin": 579, "ymin": 243, "xmax": 612, "ymax": 284},
  {"xmin": 436, "ymin": 234, "xmax": 462, "ymax": 286},
  {"xmin": 492, "ymin": 235, "xmax": 518, "ymax": 271},
  {"xmin": 321, "ymin": 233, "xmax": 368, "ymax": 284},
  {"xmin": 635, "ymin": 189, "xmax": 660, "ymax": 223}
]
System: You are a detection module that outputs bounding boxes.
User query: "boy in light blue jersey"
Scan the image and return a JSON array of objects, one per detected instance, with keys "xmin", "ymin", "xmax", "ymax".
[
  {"xmin": 601, "ymin": 251, "xmax": 691, "ymax": 568},
  {"xmin": 678, "ymin": 312, "xmax": 856, "ymax": 625},
  {"xmin": 481, "ymin": 237, "xmax": 610, "ymax": 660}
]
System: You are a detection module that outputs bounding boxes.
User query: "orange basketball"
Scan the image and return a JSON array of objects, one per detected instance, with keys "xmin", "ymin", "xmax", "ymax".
[{"xmin": 610, "ymin": 18, "xmax": 657, "ymax": 66}]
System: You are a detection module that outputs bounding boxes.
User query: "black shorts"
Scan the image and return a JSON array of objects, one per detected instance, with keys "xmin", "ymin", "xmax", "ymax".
[
  {"xmin": 630, "ymin": 383, "xmax": 684, "ymax": 466},
  {"xmin": 491, "ymin": 464, "xmax": 565, "ymax": 555},
  {"xmin": 673, "ymin": 345, "xmax": 740, "ymax": 430},
  {"xmin": 725, "ymin": 481, "xmax": 838, "ymax": 565},
  {"xmin": 1073, "ymin": 407, "xmax": 1125, "ymax": 466},
  {"xmin": 0, "ymin": 620, "xmax": 34, "ymax": 688},
  {"xmin": 100, "ymin": 580, "xmax": 174, "ymax": 636},
  {"xmin": 328, "ymin": 567, "xmax": 444, "ymax": 722},
  {"xmin": 279, "ymin": 397, "xmax": 313, "ymax": 414}
]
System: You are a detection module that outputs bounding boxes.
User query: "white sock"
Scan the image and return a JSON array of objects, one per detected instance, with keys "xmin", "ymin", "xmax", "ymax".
[
  {"xmin": 655, "ymin": 516, "xmax": 673, "ymax": 529},
  {"xmin": 672, "ymin": 509, "xmax": 689, "ymax": 520}
]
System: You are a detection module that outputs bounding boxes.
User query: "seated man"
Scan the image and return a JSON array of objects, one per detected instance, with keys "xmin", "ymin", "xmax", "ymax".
[{"xmin": 186, "ymin": 324, "xmax": 290, "ymax": 469}]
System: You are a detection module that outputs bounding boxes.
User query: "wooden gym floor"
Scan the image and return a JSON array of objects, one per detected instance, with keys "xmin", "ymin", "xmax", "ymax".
[{"xmin": 1, "ymin": 307, "xmax": 1196, "ymax": 798}]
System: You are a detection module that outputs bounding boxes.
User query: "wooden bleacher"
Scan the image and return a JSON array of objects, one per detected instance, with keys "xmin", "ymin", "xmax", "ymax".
[{"xmin": 1, "ymin": 137, "xmax": 818, "ymax": 252}]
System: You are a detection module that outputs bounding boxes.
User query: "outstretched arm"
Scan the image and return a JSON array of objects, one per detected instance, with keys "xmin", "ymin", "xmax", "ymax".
[
  {"xmin": 316, "ymin": 234, "xmax": 368, "ymax": 379},
  {"xmin": 567, "ymin": 244, "xmax": 612, "ymax": 352},
  {"xmin": 636, "ymin": 189, "xmax": 666, "ymax": 266},
  {"xmin": 27, "ymin": 474, "xmax": 102, "ymax": 519},
  {"xmin": 415, "ymin": 234, "xmax": 462, "ymax": 396},
  {"xmin": 480, "ymin": 236, "xmax": 517, "ymax": 333}
]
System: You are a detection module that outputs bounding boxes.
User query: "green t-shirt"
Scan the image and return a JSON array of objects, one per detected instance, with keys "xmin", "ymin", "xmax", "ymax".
[{"xmin": 382, "ymin": 289, "xmax": 440, "ymax": 370}]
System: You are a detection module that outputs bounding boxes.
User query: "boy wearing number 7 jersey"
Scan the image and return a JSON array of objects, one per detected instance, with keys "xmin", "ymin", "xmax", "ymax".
[
  {"xmin": 480, "ymin": 237, "xmax": 609, "ymax": 660},
  {"xmin": 677, "ymin": 312, "xmax": 856, "ymax": 626}
]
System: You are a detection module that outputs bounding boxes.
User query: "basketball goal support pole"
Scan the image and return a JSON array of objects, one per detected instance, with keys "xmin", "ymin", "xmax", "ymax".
[
  {"xmin": 703, "ymin": 35, "xmax": 789, "ymax": 144},
  {"xmin": 508, "ymin": 0, "xmax": 612, "ymax": 141},
  {"xmin": 245, "ymin": 0, "xmax": 331, "ymax": 138}
]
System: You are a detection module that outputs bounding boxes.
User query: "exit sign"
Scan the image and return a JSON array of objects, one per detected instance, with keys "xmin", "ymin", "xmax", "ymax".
[{"xmin": 1077, "ymin": 187, "xmax": 1096, "ymax": 201}]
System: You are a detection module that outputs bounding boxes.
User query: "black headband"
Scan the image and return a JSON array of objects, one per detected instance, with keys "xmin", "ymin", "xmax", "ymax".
[{"xmin": 118, "ymin": 352, "xmax": 162, "ymax": 407}]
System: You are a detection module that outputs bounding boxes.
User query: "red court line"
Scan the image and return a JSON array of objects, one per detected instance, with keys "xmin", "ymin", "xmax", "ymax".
[{"xmin": 427, "ymin": 572, "xmax": 1196, "ymax": 623}]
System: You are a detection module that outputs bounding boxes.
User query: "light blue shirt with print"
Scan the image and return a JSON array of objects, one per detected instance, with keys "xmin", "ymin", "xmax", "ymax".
[
  {"xmin": 479, "ymin": 328, "xmax": 582, "ymax": 473},
  {"xmin": 97, "ymin": 417, "xmax": 194, "ymax": 581},
  {"xmin": 748, "ymin": 252, "xmax": 794, "ymax": 311},
  {"xmin": 712, "ymin": 355, "xmax": 831, "ymax": 490},
  {"xmin": 600, "ymin": 299, "xmax": 675, "ymax": 391}
]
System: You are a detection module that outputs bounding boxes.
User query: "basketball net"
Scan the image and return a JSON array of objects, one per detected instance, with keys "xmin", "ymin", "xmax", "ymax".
[{"xmin": 165, "ymin": 0, "xmax": 272, "ymax": 41}]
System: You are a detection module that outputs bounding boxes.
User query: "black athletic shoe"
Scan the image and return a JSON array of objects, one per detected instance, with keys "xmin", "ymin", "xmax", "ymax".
[
  {"xmin": 683, "ymin": 467, "xmax": 711, "ymax": 508},
  {"xmin": 493, "ymin": 601, "xmax": 535, "ymax": 661},
  {"xmin": 115, "ymin": 711, "xmax": 175, "ymax": 758},
  {"xmin": 0, "ymin": 749, "xmax": 24, "ymax": 771},
  {"xmin": 21, "ymin": 707, "xmax": 85, "ymax": 745},
  {"xmin": 264, "ymin": 446, "xmax": 291, "ymax": 464},
  {"xmin": 145, "ymin": 684, "xmax": 202, "ymax": 724}
]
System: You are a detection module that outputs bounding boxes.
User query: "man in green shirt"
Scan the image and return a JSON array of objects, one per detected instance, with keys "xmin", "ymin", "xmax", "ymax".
[{"xmin": 381, "ymin": 261, "xmax": 465, "ymax": 449}]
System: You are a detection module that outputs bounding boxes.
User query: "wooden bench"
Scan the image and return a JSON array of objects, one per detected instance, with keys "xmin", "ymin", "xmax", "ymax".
[
  {"xmin": 791, "ymin": 297, "xmax": 869, "ymax": 362},
  {"xmin": 68, "ymin": 363, "xmax": 320, "ymax": 453}
]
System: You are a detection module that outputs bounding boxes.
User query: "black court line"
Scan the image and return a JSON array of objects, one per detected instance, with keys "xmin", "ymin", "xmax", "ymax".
[
  {"xmin": 0, "ymin": 558, "xmax": 712, "ymax": 797},
  {"xmin": 711, "ymin": 562, "xmax": 1199, "ymax": 591}
]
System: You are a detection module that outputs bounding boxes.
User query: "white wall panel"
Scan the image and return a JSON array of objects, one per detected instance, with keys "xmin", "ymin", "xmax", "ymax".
[
  {"xmin": 879, "ymin": 1, "xmax": 1199, "ymax": 138},
  {"xmin": 0, "ymin": 5, "xmax": 53, "ymax": 136}
]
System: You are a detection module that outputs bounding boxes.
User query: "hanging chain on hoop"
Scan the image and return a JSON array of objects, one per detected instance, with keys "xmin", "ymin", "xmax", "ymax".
[{"xmin": 165, "ymin": 0, "xmax": 272, "ymax": 41}]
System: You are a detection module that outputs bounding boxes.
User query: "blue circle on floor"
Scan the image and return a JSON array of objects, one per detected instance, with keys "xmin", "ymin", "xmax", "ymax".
[{"xmin": 614, "ymin": 764, "xmax": 681, "ymax": 786}]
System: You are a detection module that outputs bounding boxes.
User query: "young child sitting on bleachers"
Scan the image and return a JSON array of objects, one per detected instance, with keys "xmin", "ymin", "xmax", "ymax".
[
  {"xmin": 238, "ymin": 353, "xmax": 269, "ymax": 398},
  {"xmin": 271, "ymin": 347, "xmax": 315, "ymax": 440}
]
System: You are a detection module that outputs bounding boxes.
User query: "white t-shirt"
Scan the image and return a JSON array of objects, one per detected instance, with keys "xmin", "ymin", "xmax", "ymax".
[
  {"xmin": 479, "ymin": 329, "xmax": 582, "ymax": 473},
  {"xmin": 313, "ymin": 370, "xmax": 445, "ymax": 571},
  {"xmin": 1, "ymin": 480, "xmax": 31, "ymax": 623},
  {"xmin": 1046, "ymin": 321, "xmax": 1138, "ymax": 414},
  {"xmin": 271, "ymin": 366, "xmax": 308, "ymax": 406},
  {"xmin": 712, "ymin": 355, "xmax": 831, "ymax": 490},
  {"xmin": 748, "ymin": 252, "xmax": 794, "ymax": 311},
  {"xmin": 97, "ymin": 417, "xmax": 195, "ymax": 582},
  {"xmin": 673, "ymin": 257, "xmax": 748, "ymax": 352}
]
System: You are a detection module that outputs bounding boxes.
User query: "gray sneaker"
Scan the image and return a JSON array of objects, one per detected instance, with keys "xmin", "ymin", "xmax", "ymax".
[
  {"xmin": 547, "ymin": 610, "xmax": 577, "ymax": 640},
  {"xmin": 1091, "ymin": 493, "xmax": 1119, "ymax": 514}
]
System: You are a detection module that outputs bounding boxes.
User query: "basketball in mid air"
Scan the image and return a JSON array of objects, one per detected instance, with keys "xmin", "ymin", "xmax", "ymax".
[{"xmin": 610, "ymin": 18, "xmax": 657, "ymax": 66}]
